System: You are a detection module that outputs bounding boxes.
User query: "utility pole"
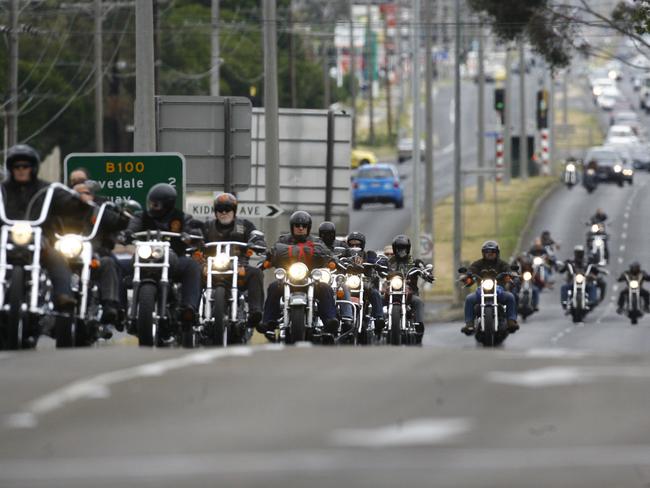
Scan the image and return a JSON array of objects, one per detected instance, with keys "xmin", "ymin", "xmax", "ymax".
[
  {"xmin": 395, "ymin": 2, "xmax": 404, "ymax": 138},
  {"xmin": 549, "ymin": 70, "xmax": 556, "ymax": 175},
  {"xmin": 211, "ymin": 0, "xmax": 220, "ymax": 96},
  {"xmin": 8, "ymin": 0, "xmax": 19, "ymax": 146},
  {"xmin": 411, "ymin": 0, "xmax": 421, "ymax": 258},
  {"xmin": 94, "ymin": 0, "xmax": 104, "ymax": 152},
  {"xmin": 562, "ymin": 68, "xmax": 568, "ymax": 126},
  {"xmin": 288, "ymin": 7, "xmax": 297, "ymax": 107},
  {"xmin": 452, "ymin": 0, "xmax": 462, "ymax": 301},
  {"xmin": 424, "ymin": 0, "xmax": 434, "ymax": 258},
  {"xmin": 349, "ymin": 3, "xmax": 357, "ymax": 147},
  {"xmin": 503, "ymin": 44, "xmax": 512, "ymax": 185},
  {"xmin": 518, "ymin": 37, "xmax": 528, "ymax": 180},
  {"xmin": 134, "ymin": 0, "xmax": 156, "ymax": 152},
  {"xmin": 263, "ymin": 0, "xmax": 280, "ymax": 245},
  {"xmin": 477, "ymin": 20, "xmax": 485, "ymax": 202},
  {"xmin": 322, "ymin": 40, "xmax": 331, "ymax": 108},
  {"xmin": 366, "ymin": 2, "xmax": 375, "ymax": 145},
  {"xmin": 382, "ymin": 9, "xmax": 393, "ymax": 138}
]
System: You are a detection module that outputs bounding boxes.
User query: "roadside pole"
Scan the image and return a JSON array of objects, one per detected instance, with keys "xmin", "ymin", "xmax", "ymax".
[
  {"xmin": 519, "ymin": 37, "xmax": 528, "ymax": 180},
  {"xmin": 94, "ymin": 0, "xmax": 104, "ymax": 152},
  {"xmin": 411, "ymin": 0, "xmax": 422, "ymax": 258},
  {"xmin": 134, "ymin": 0, "xmax": 156, "ymax": 152},
  {"xmin": 503, "ymin": 44, "xmax": 512, "ymax": 185},
  {"xmin": 549, "ymin": 70, "xmax": 556, "ymax": 175},
  {"xmin": 366, "ymin": 1, "xmax": 375, "ymax": 145},
  {"xmin": 424, "ymin": 0, "xmax": 435, "ymax": 261},
  {"xmin": 262, "ymin": 0, "xmax": 280, "ymax": 245},
  {"xmin": 477, "ymin": 20, "xmax": 485, "ymax": 202},
  {"xmin": 453, "ymin": 0, "xmax": 461, "ymax": 302},
  {"xmin": 211, "ymin": 0, "xmax": 220, "ymax": 96},
  {"xmin": 8, "ymin": 0, "xmax": 19, "ymax": 146},
  {"xmin": 349, "ymin": 4, "xmax": 357, "ymax": 147}
]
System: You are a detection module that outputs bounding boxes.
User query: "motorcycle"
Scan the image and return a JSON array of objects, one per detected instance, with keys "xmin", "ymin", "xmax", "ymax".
[
  {"xmin": 0, "ymin": 183, "xmax": 76, "ymax": 350},
  {"xmin": 561, "ymin": 262, "xmax": 606, "ymax": 323},
  {"xmin": 199, "ymin": 237, "xmax": 266, "ymax": 346},
  {"xmin": 517, "ymin": 269, "xmax": 537, "ymax": 320},
  {"xmin": 620, "ymin": 273, "xmax": 644, "ymax": 325},
  {"xmin": 53, "ymin": 202, "xmax": 114, "ymax": 347},
  {"xmin": 583, "ymin": 167, "xmax": 598, "ymax": 193},
  {"xmin": 586, "ymin": 222, "xmax": 608, "ymax": 266},
  {"xmin": 129, "ymin": 230, "xmax": 202, "ymax": 347},
  {"xmin": 384, "ymin": 264, "xmax": 433, "ymax": 346},
  {"xmin": 564, "ymin": 160, "xmax": 578, "ymax": 188},
  {"xmin": 531, "ymin": 255, "xmax": 550, "ymax": 287},
  {"xmin": 459, "ymin": 267, "xmax": 516, "ymax": 347}
]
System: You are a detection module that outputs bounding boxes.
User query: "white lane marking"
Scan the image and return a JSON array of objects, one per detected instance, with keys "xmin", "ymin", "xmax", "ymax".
[
  {"xmin": 623, "ymin": 222, "xmax": 628, "ymax": 230},
  {"xmin": 440, "ymin": 143, "xmax": 454, "ymax": 155},
  {"xmin": 624, "ymin": 212, "xmax": 629, "ymax": 219},
  {"xmin": 449, "ymin": 98, "xmax": 455, "ymax": 124},
  {"xmin": 4, "ymin": 345, "xmax": 284, "ymax": 429},
  {"xmin": 488, "ymin": 365, "xmax": 650, "ymax": 388},
  {"xmin": 620, "ymin": 244, "xmax": 626, "ymax": 252},
  {"xmin": 618, "ymin": 257, "xmax": 624, "ymax": 264},
  {"xmin": 330, "ymin": 418, "xmax": 472, "ymax": 448},
  {"xmin": 613, "ymin": 284, "xmax": 619, "ymax": 292},
  {"xmin": 524, "ymin": 348, "xmax": 588, "ymax": 359},
  {"xmin": 621, "ymin": 232, "xmax": 627, "ymax": 240}
]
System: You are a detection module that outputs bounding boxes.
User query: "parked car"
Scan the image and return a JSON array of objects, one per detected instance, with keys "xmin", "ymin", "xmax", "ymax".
[
  {"xmin": 584, "ymin": 146, "xmax": 626, "ymax": 186},
  {"xmin": 351, "ymin": 148, "xmax": 377, "ymax": 169},
  {"xmin": 352, "ymin": 164, "xmax": 404, "ymax": 210}
]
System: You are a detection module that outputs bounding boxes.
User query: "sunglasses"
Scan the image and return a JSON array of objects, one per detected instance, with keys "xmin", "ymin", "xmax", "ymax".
[
  {"xmin": 215, "ymin": 206, "xmax": 234, "ymax": 214},
  {"xmin": 293, "ymin": 223, "xmax": 309, "ymax": 228},
  {"xmin": 12, "ymin": 164, "xmax": 31, "ymax": 170}
]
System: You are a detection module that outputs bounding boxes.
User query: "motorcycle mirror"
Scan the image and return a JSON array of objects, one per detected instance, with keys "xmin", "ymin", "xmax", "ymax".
[
  {"xmin": 458, "ymin": 267, "xmax": 467, "ymax": 274},
  {"xmin": 426, "ymin": 263, "xmax": 433, "ymax": 270},
  {"xmin": 250, "ymin": 230, "xmax": 265, "ymax": 238}
]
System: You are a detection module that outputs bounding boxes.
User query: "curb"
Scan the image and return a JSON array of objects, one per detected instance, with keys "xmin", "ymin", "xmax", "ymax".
[{"xmin": 514, "ymin": 180, "xmax": 562, "ymax": 255}]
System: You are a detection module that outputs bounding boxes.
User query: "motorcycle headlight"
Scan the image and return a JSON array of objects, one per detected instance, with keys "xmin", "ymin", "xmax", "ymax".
[
  {"xmin": 482, "ymin": 279, "xmax": 495, "ymax": 291},
  {"xmin": 346, "ymin": 275, "xmax": 362, "ymax": 290},
  {"xmin": 55, "ymin": 234, "xmax": 83, "ymax": 259},
  {"xmin": 575, "ymin": 274, "xmax": 585, "ymax": 284},
  {"xmin": 614, "ymin": 164, "xmax": 622, "ymax": 173},
  {"xmin": 137, "ymin": 244, "xmax": 152, "ymax": 260},
  {"xmin": 288, "ymin": 262, "xmax": 308, "ymax": 282},
  {"xmin": 311, "ymin": 268, "xmax": 331, "ymax": 284},
  {"xmin": 623, "ymin": 169, "xmax": 633, "ymax": 176},
  {"xmin": 587, "ymin": 168, "xmax": 595, "ymax": 175},
  {"xmin": 533, "ymin": 257, "xmax": 544, "ymax": 266},
  {"xmin": 566, "ymin": 163, "xmax": 576, "ymax": 171},
  {"xmin": 213, "ymin": 253, "xmax": 230, "ymax": 271},
  {"xmin": 151, "ymin": 246, "xmax": 164, "ymax": 260},
  {"xmin": 523, "ymin": 271, "xmax": 532, "ymax": 281},
  {"xmin": 275, "ymin": 268, "xmax": 286, "ymax": 281},
  {"xmin": 591, "ymin": 224, "xmax": 599, "ymax": 233},
  {"xmin": 10, "ymin": 222, "xmax": 32, "ymax": 246},
  {"xmin": 390, "ymin": 276, "xmax": 403, "ymax": 291},
  {"xmin": 630, "ymin": 280, "xmax": 639, "ymax": 289}
]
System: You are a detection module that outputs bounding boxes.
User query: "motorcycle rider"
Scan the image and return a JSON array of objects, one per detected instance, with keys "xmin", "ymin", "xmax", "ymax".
[
  {"xmin": 590, "ymin": 208, "xmax": 608, "ymax": 224},
  {"xmin": 386, "ymin": 235, "xmax": 431, "ymax": 343},
  {"xmin": 616, "ymin": 262, "xmax": 650, "ymax": 314},
  {"xmin": 125, "ymin": 183, "xmax": 202, "ymax": 324},
  {"xmin": 558, "ymin": 245, "xmax": 601, "ymax": 308},
  {"xmin": 259, "ymin": 210, "xmax": 339, "ymax": 335},
  {"xmin": 318, "ymin": 221, "xmax": 349, "ymax": 256},
  {"xmin": 1, "ymin": 144, "xmax": 92, "ymax": 311},
  {"xmin": 201, "ymin": 193, "xmax": 266, "ymax": 328},
  {"xmin": 345, "ymin": 231, "xmax": 385, "ymax": 333},
  {"xmin": 68, "ymin": 167, "xmax": 91, "ymax": 188},
  {"xmin": 514, "ymin": 254, "xmax": 541, "ymax": 312},
  {"xmin": 461, "ymin": 240, "xmax": 519, "ymax": 335}
]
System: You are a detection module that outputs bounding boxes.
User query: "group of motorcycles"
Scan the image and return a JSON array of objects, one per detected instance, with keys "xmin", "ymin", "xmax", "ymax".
[
  {"xmin": 0, "ymin": 184, "xmax": 434, "ymax": 350},
  {"xmin": 563, "ymin": 158, "xmax": 599, "ymax": 193}
]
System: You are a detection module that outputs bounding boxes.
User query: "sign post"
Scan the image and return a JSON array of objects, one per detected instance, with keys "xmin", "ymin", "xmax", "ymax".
[{"xmin": 64, "ymin": 152, "xmax": 186, "ymax": 209}]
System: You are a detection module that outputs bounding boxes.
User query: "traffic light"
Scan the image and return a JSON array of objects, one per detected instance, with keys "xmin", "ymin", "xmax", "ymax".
[
  {"xmin": 494, "ymin": 88, "xmax": 505, "ymax": 125},
  {"xmin": 536, "ymin": 89, "xmax": 549, "ymax": 129}
]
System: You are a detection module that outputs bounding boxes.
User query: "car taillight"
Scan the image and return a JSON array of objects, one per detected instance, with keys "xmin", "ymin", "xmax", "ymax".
[
  {"xmin": 353, "ymin": 182, "xmax": 359, "ymax": 189},
  {"xmin": 393, "ymin": 181, "xmax": 399, "ymax": 188}
]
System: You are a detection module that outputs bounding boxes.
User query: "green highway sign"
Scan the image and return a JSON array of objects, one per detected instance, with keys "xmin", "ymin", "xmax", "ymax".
[{"xmin": 64, "ymin": 152, "xmax": 186, "ymax": 209}]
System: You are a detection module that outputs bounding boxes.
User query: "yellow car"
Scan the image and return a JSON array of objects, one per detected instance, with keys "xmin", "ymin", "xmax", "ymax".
[{"xmin": 351, "ymin": 148, "xmax": 377, "ymax": 169}]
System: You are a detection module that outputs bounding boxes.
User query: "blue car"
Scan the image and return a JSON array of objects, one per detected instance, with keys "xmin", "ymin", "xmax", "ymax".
[{"xmin": 352, "ymin": 164, "xmax": 404, "ymax": 210}]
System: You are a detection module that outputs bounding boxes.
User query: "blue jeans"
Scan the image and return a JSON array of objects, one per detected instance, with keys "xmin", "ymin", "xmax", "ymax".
[
  {"xmin": 464, "ymin": 286, "xmax": 517, "ymax": 323},
  {"xmin": 561, "ymin": 283, "xmax": 597, "ymax": 306},
  {"xmin": 263, "ymin": 281, "xmax": 336, "ymax": 324},
  {"xmin": 368, "ymin": 288, "xmax": 385, "ymax": 319}
]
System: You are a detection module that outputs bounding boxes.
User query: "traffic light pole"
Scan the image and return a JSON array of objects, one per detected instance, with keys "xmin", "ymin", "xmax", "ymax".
[{"xmin": 477, "ymin": 21, "xmax": 485, "ymax": 203}]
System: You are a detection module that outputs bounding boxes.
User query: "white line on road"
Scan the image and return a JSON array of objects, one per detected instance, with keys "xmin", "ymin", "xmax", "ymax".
[
  {"xmin": 623, "ymin": 222, "xmax": 628, "ymax": 230},
  {"xmin": 618, "ymin": 257, "xmax": 624, "ymax": 264},
  {"xmin": 620, "ymin": 244, "xmax": 626, "ymax": 252},
  {"xmin": 449, "ymin": 99, "xmax": 455, "ymax": 124},
  {"xmin": 489, "ymin": 365, "xmax": 650, "ymax": 389},
  {"xmin": 330, "ymin": 418, "xmax": 473, "ymax": 448},
  {"xmin": 624, "ymin": 212, "xmax": 629, "ymax": 219},
  {"xmin": 621, "ymin": 232, "xmax": 627, "ymax": 240},
  {"xmin": 3, "ymin": 345, "xmax": 284, "ymax": 429}
]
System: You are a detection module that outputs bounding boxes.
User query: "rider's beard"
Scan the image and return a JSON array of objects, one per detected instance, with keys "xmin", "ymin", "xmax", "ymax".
[{"xmin": 218, "ymin": 214, "xmax": 234, "ymax": 226}]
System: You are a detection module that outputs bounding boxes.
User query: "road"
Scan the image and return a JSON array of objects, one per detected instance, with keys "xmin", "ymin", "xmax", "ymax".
[{"xmin": 351, "ymin": 69, "xmax": 540, "ymax": 251}]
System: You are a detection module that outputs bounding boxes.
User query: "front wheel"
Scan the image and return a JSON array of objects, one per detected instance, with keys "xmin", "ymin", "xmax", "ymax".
[
  {"xmin": 136, "ymin": 283, "xmax": 158, "ymax": 347},
  {"xmin": 478, "ymin": 307, "xmax": 496, "ymax": 347},
  {"xmin": 287, "ymin": 306, "xmax": 306, "ymax": 344},
  {"xmin": 210, "ymin": 287, "xmax": 228, "ymax": 347},
  {"xmin": 390, "ymin": 306, "xmax": 401, "ymax": 345},
  {"xmin": 3, "ymin": 266, "xmax": 25, "ymax": 350}
]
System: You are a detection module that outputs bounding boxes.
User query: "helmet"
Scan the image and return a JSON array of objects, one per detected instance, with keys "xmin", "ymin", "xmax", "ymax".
[
  {"xmin": 289, "ymin": 211, "xmax": 312, "ymax": 239},
  {"xmin": 121, "ymin": 199, "xmax": 143, "ymax": 216},
  {"xmin": 347, "ymin": 231, "xmax": 366, "ymax": 251},
  {"xmin": 146, "ymin": 183, "xmax": 177, "ymax": 218},
  {"xmin": 318, "ymin": 221, "xmax": 336, "ymax": 246},
  {"xmin": 481, "ymin": 240, "xmax": 500, "ymax": 258},
  {"xmin": 5, "ymin": 144, "xmax": 41, "ymax": 177},
  {"xmin": 392, "ymin": 234, "xmax": 411, "ymax": 259},
  {"xmin": 213, "ymin": 193, "xmax": 238, "ymax": 214},
  {"xmin": 573, "ymin": 245, "xmax": 585, "ymax": 259},
  {"xmin": 541, "ymin": 230, "xmax": 551, "ymax": 239},
  {"xmin": 630, "ymin": 261, "xmax": 641, "ymax": 273}
]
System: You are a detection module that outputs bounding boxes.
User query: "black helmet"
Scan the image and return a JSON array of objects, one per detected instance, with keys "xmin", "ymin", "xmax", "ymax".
[
  {"xmin": 630, "ymin": 261, "xmax": 641, "ymax": 273},
  {"xmin": 573, "ymin": 245, "xmax": 585, "ymax": 259},
  {"xmin": 5, "ymin": 144, "xmax": 41, "ymax": 178},
  {"xmin": 347, "ymin": 231, "xmax": 366, "ymax": 251},
  {"xmin": 541, "ymin": 230, "xmax": 551, "ymax": 238},
  {"xmin": 481, "ymin": 240, "xmax": 500, "ymax": 258},
  {"xmin": 213, "ymin": 192, "xmax": 238, "ymax": 214},
  {"xmin": 146, "ymin": 183, "xmax": 177, "ymax": 218},
  {"xmin": 121, "ymin": 199, "xmax": 143, "ymax": 217},
  {"xmin": 392, "ymin": 234, "xmax": 411, "ymax": 259},
  {"xmin": 290, "ymin": 210, "xmax": 312, "ymax": 235},
  {"xmin": 318, "ymin": 221, "xmax": 336, "ymax": 246}
]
